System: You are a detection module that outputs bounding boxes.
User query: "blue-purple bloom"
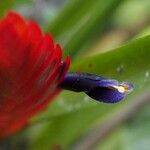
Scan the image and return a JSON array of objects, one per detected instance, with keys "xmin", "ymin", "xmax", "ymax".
[{"xmin": 60, "ymin": 73, "xmax": 133, "ymax": 103}]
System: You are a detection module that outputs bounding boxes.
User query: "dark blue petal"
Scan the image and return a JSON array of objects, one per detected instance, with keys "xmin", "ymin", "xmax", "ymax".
[
  {"xmin": 87, "ymin": 87, "xmax": 126, "ymax": 103},
  {"xmin": 87, "ymin": 79, "xmax": 133, "ymax": 103},
  {"xmin": 60, "ymin": 73, "xmax": 133, "ymax": 103}
]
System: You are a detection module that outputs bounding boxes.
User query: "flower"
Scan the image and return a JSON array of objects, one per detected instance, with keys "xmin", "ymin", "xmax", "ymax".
[
  {"xmin": 0, "ymin": 11, "xmax": 133, "ymax": 138},
  {"xmin": 60, "ymin": 73, "xmax": 133, "ymax": 103},
  {"xmin": 0, "ymin": 11, "xmax": 70, "ymax": 138}
]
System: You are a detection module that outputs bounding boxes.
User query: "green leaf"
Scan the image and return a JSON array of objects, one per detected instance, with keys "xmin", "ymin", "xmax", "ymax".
[
  {"xmin": 98, "ymin": 104, "xmax": 150, "ymax": 150},
  {"xmin": 0, "ymin": 0, "xmax": 30, "ymax": 17},
  {"xmin": 46, "ymin": 0, "xmax": 123, "ymax": 58},
  {"xmin": 29, "ymin": 101, "xmax": 121, "ymax": 150},
  {"xmin": 119, "ymin": 105, "xmax": 150, "ymax": 150},
  {"xmin": 137, "ymin": 26, "xmax": 150, "ymax": 38},
  {"xmin": 0, "ymin": 0, "xmax": 12, "ymax": 16},
  {"xmin": 29, "ymin": 35, "xmax": 150, "ymax": 150},
  {"xmin": 72, "ymin": 35, "xmax": 150, "ymax": 81}
]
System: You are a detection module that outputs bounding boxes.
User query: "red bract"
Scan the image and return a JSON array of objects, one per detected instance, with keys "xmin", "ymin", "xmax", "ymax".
[{"xmin": 0, "ymin": 11, "xmax": 70, "ymax": 138}]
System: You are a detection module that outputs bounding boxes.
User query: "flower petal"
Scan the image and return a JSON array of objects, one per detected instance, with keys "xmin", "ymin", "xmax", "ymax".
[{"xmin": 61, "ymin": 73, "xmax": 133, "ymax": 103}]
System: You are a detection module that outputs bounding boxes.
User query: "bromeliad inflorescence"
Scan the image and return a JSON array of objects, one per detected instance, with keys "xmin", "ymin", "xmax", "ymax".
[
  {"xmin": 0, "ymin": 11, "xmax": 70, "ymax": 138},
  {"xmin": 0, "ymin": 11, "xmax": 133, "ymax": 138}
]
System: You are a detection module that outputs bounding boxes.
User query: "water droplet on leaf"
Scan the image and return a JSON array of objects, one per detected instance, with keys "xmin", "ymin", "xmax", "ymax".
[
  {"xmin": 116, "ymin": 64, "xmax": 124, "ymax": 74},
  {"xmin": 145, "ymin": 71, "xmax": 149, "ymax": 78}
]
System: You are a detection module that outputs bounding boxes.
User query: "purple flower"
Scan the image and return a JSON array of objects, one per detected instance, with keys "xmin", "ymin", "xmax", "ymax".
[{"xmin": 60, "ymin": 73, "xmax": 133, "ymax": 103}]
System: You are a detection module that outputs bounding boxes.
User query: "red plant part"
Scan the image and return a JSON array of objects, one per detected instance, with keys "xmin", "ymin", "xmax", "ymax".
[{"xmin": 0, "ymin": 11, "xmax": 70, "ymax": 138}]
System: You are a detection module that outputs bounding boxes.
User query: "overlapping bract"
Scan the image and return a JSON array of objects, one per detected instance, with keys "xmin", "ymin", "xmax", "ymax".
[{"xmin": 0, "ymin": 12, "xmax": 70, "ymax": 138}]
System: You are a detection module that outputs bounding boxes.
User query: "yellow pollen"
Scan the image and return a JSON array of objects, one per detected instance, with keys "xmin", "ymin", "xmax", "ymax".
[
  {"xmin": 116, "ymin": 86, "xmax": 125, "ymax": 93},
  {"xmin": 112, "ymin": 85, "xmax": 128, "ymax": 93}
]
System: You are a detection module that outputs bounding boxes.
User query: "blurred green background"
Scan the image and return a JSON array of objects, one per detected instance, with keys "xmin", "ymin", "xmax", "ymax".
[{"xmin": 0, "ymin": 0, "xmax": 150, "ymax": 150}]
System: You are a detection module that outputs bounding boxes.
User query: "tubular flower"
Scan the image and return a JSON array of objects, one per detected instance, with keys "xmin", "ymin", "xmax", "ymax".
[
  {"xmin": 61, "ymin": 73, "xmax": 133, "ymax": 103},
  {"xmin": 0, "ymin": 12, "xmax": 70, "ymax": 138}
]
